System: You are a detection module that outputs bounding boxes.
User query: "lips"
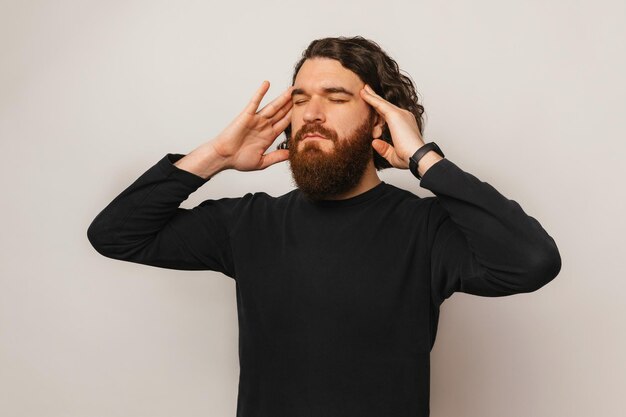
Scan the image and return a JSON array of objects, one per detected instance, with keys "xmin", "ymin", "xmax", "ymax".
[{"xmin": 303, "ymin": 133, "xmax": 326, "ymax": 140}]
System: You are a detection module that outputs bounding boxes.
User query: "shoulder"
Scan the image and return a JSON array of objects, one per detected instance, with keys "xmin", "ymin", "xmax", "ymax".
[
  {"xmin": 379, "ymin": 182, "xmax": 433, "ymax": 211},
  {"xmin": 211, "ymin": 188, "xmax": 298, "ymax": 216}
]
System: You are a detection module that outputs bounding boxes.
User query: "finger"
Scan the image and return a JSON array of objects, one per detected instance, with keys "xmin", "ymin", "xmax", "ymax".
[
  {"xmin": 272, "ymin": 107, "xmax": 293, "ymax": 134},
  {"xmin": 259, "ymin": 149, "xmax": 290, "ymax": 170},
  {"xmin": 360, "ymin": 84, "xmax": 395, "ymax": 116},
  {"xmin": 244, "ymin": 80, "xmax": 271, "ymax": 115},
  {"xmin": 372, "ymin": 139, "xmax": 407, "ymax": 168},
  {"xmin": 269, "ymin": 96, "xmax": 293, "ymax": 125},
  {"xmin": 257, "ymin": 85, "xmax": 295, "ymax": 119}
]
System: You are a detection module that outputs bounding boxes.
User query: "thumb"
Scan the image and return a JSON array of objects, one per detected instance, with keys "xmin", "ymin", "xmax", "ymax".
[
  {"xmin": 372, "ymin": 139, "xmax": 399, "ymax": 168},
  {"xmin": 372, "ymin": 139, "xmax": 405, "ymax": 168},
  {"xmin": 371, "ymin": 139, "xmax": 389, "ymax": 157},
  {"xmin": 259, "ymin": 149, "xmax": 289, "ymax": 170}
]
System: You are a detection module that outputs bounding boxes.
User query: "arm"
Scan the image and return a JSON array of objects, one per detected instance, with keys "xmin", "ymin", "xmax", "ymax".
[
  {"xmin": 422, "ymin": 158, "xmax": 562, "ymax": 306},
  {"xmin": 87, "ymin": 153, "xmax": 242, "ymax": 276},
  {"xmin": 358, "ymin": 84, "xmax": 561, "ymax": 305},
  {"xmin": 87, "ymin": 80, "xmax": 294, "ymax": 276}
]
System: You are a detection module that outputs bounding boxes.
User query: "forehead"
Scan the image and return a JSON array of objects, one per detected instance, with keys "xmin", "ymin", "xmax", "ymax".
[{"xmin": 293, "ymin": 58, "xmax": 362, "ymax": 92}]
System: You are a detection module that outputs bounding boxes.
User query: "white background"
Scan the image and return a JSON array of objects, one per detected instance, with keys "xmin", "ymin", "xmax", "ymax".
[{"xmin": 1, "ymin": 0, "xmax": 624, "ymax": 416}]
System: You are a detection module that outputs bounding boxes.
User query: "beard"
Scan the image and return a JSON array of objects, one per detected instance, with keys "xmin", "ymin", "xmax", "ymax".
[{"xmin": 288, "ymin": 114, "xmax": 376, "ymax": 201}]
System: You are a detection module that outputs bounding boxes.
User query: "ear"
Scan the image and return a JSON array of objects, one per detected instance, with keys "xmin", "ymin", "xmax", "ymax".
[{"xmin": 372, "ymin": 113, "xmax": 386, "ymax": 139}]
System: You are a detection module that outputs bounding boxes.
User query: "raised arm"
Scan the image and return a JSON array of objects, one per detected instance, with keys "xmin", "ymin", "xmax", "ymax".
[
  {"xmin": 87, "ymin": 153, "xmax": 241, "ymax": 275},
  {"xmin": 358, "ymin": 83, "xmax": 561, "ymax": 305},
  {"xmin": 87, "ymin": 81, "xmax": 294, "ymax": 276},
  {"xmin": 422, "ymin": 158, "xmax": 562, "ymax": 305}
]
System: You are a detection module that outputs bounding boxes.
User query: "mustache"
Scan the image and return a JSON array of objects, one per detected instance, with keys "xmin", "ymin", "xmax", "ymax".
[{"xmin": 294, "ymin": 125, "xmax": 337, "ymax": 143}]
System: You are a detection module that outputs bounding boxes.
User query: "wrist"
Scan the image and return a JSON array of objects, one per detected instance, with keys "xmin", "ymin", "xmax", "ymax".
[
  {"xmin": 408, "ymin": 142, "xmax": 445, "ymax": 180},
  {"xmin": 174, "ymin": 142, "xmax": 230, "ymax": 179},
  {"xmin": 417, "ymin": 151, "xmax": 444, "ymax": 178}
]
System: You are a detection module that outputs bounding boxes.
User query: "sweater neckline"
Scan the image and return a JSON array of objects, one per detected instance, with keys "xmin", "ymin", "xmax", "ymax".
[{"xmin": 300, "ymin": 181, "xmax": 388, "ymax": 208}]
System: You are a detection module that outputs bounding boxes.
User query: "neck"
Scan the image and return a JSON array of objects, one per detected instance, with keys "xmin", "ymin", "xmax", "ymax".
[{"xmin": 325, "ymin": 162, "xmax": 382, "ymax": 200}]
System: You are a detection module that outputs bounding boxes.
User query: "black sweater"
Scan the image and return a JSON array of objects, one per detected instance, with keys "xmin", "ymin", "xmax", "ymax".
[{"xmin": 87, "ymin": 153, "xmax": 561, "ymax": 417}]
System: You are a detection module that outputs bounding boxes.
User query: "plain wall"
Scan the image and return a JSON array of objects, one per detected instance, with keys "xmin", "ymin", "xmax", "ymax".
[{"xmin": 1, "ymin": 0, "xmax": 624, "ymax": 416}]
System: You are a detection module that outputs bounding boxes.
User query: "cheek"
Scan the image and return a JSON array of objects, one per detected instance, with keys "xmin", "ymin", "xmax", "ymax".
[
  {"xmin": 338, "ymin": 102, "xmax": 366, "ymax": 122},
  {"xmin": 333, "ymin": 113, "xmax": 359, "ymax": 135}
]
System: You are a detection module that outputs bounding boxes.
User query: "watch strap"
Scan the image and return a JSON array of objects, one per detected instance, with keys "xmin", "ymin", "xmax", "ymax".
[{"xmin": 408, "ymin": 142, "xmax": 445, "ymax": 180}]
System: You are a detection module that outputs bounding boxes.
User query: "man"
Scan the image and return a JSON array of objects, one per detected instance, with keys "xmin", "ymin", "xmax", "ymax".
[{"xmin": 87, "ymin": 36, "xmax": 561, "ymax": 417}]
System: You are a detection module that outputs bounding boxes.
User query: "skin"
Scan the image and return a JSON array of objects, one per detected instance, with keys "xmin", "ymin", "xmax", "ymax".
[
  {"xmin": 290, "ymin": 58, "xmax": 385, "ymax": 153},
  {"xmin": 289, "ymin": 57, "xmax": 385, "ymax": 199},
  {"xmin": 174, "ymin": 58, "xmax": 443, "ymax": 187}
]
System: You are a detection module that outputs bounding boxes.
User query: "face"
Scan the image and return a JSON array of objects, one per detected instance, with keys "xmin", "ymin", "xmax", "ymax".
[{"xmin": 287, "ymin": 58, "xmax": 384, "ymax": 200}]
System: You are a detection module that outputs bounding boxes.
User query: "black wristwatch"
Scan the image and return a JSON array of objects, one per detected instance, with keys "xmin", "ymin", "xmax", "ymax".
[{"xmin": 408, "ymin": 142, "xmax": 445, "ymax": 180}]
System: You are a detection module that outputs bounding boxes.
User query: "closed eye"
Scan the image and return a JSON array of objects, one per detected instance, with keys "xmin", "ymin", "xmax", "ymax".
[{"xmin": 293, "ymin": 99, "xmax": 348, "ymax": 105}]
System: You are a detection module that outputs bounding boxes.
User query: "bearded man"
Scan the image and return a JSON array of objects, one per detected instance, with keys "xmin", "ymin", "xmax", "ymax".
[{"xmin": 88, "ymin": 36, "xmax": 562, "ymax": 417}]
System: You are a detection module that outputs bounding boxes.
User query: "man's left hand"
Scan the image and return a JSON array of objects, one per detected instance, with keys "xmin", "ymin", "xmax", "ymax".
[{"xmin": 360, "ymin": 84, "xmax": 425, "ymax": 169}]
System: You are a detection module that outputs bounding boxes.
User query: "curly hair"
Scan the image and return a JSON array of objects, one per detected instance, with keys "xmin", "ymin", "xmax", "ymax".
[{"xmin": 277, "ymin": 35, "xmax": 426, "ymax": 171}]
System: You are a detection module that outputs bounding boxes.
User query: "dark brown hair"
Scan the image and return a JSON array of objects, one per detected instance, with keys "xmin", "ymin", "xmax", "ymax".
[{"xmin": 278, "ymin": 35, "xmax": 426, "ymax": 171}]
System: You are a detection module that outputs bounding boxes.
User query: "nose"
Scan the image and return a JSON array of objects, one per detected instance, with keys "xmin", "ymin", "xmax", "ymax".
[{"xmin": 302, "ymin": 97, "xmax": 326, "ymax": 124}]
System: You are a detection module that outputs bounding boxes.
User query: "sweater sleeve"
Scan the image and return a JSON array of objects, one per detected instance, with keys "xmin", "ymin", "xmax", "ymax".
[
  {"xmin": 87, "ymin": 153, "xmax": 242, "ymax": 278},
  {"xmin": 421, "ymin": 158, "xmax": 562, "ymax": 306}
]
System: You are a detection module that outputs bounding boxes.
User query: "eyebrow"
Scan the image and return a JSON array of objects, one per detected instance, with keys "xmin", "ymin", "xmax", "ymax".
[{"xmin": 291, "ymin": 86, "xmax": 355, "ymax": 98}]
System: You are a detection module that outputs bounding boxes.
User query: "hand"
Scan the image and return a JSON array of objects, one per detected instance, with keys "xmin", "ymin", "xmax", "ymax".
[
  {"xmin": 211, "ymin": 81, "xmax": 293, "ymax": 171},
  {"xmin": 360, "ymin": 84, "xmax": 425, "ymax": 169}
]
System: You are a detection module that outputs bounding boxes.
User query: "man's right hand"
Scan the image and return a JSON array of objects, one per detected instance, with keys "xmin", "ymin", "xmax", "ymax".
[
  {"xmin": 174, "ymin": 81, "xmax": 294, "ymax": 179},
  {"xmin": 212, "ymin": 80, "xmax": 294, "ymax": 171},
  {"xmin": 174, "ymin": 81, "xmax": 293, "ymax": 179}
]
